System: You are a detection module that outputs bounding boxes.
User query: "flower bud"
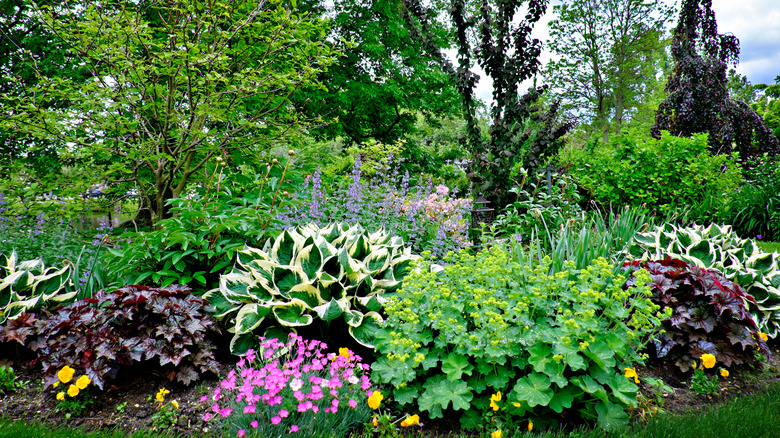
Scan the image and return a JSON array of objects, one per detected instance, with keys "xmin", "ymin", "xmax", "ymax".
[
  {"xmin": 272, "ymin": 158, "xmax": 279, "ymax": 164},
  {"xmin": 288, "ymin": 150, "xmax": 296, "ymax": 156},
  {"xmin": 215, "ymin": 156, "xmax": 223, "ymax": 162}
]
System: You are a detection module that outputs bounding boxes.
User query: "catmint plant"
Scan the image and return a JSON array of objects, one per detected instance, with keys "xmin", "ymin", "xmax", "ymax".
[{"xmin": 203, "ymin": 335, "xmax": 374, "ymax": 438}]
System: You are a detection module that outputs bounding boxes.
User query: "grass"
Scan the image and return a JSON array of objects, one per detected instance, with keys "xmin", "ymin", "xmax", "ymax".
[
  {"xmin": 757, "ymin": 241, "xmax": 780, "ymax": 253},
  {"xmin": 7, "ymin": 384, "xmax": 778, "ymax": 438}
]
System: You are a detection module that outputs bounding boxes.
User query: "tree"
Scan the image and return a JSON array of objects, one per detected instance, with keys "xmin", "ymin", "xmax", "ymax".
[
  {"xmin": 752, "ymin": 75, "xmax": 780, "ymax": 142},
  {"xmin": 401, "ymin": 0, "xmax": 572, "ymax": 208},
  {"xmin": 1, "ymin": 0, "xmax": 337, "ymax": 225},
  {"xmin": 544, "ymin": 0, "xmax": 672, "ymax": 140},
  {"xmin": 294, "ymin": 0, "xmax": 461, "ymax": 146},
  {"xmin": 652, "ymin": 0, "xmax": 779, "ymax": 158}
]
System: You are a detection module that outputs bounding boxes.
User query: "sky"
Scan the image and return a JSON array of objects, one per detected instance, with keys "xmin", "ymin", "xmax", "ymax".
[{"xmin": 470, "ymin": 0, "xmax": 780, "ymax": 104}]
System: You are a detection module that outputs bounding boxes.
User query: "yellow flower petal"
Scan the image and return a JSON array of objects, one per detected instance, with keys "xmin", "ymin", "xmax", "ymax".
[
  {"xmin": 367, "ymin": 391, "xmax": 383, "ymax": 410},
  {"xmin": 400, "ymin": 414, "xmax": 420, "ymax": 427},
  {"xmin": 171, "ymin": 400, "xmax": 179, "ymax": 409},
  {"xmin": 701, "ymin": 354, "xmax": 716, "ymax": 369},
  {"xmin": 720, "ymin": 369, "xmax": 729, "ymax": 378},
  {"xmin": 53, "ymin": 381, "xmax": 59, "ymax": 388},
  {"xmin": 56, "ymin": 392, "xmax": 65, "ymax": 401},
  {"xmin": 67, "ymin": 384, "xmax": 79, "ymax": 397},
  {"xmin": 372, "ymin": 417, "xmax": 378, "ymax": 427},
  {"xmin": 528, "ymin": 421, "xmax": 533, "ymax": 431},
  {"xmin": 758, "ymin": 332, "xmax": 768, "ymax": 342},
  {"xmin": 58, "ymin": 366, "xmax": 75, "ymax": 384},
  {"xmin": 491, "ymin": 430, "xmax": 503, "ymax": 438},
  {"xmin": 75, "ymin": 375, "xmax": 90, "ymax": 390}
]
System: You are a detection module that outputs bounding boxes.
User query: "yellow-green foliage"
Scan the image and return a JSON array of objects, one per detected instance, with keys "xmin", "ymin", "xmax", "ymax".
[
  {"xmin": 561, "ymin": 131, "xmax": 742, "ymax": 214},
  {"xmin": 347, "ymin": 139, "xmax": 405, "ymax": 176},
  {"xmin": 372, "ymin": 246, "xmax": 667, "ymax": 431}
]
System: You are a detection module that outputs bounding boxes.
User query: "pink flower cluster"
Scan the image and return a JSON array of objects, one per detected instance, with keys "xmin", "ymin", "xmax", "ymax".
[
  {"xmin": 202, "ymin": 334, "xmax": 373, "ymax": 437},
  {"xmin": 396, "ymin": 184, "xmax": 471, "ymax": 243}
]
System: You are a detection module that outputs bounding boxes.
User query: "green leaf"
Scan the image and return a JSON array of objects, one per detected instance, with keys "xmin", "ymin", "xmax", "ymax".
[
  {"xmin": 294, "ymin": 244, "xmax": 323, "ymax": 280},
  {"xmin": 511, "ymin": 373, "xmax": 554, "ymax": 408},
  {"xmin": 235, "ymin": 303, "xmax": 271, "ymax": 334},
  {"xmin": 272, "ymin": 300, "xmax": 313, "ymax": 327},
  {"xmin": 312, "ymin": 298, "xmax": 347, "ymax": 321},
  {"xmin": 595, "ymin": 400, "xmax": 629, "ymax": 432},
  {"xmin": 348, "ymin": 311, "xmax": 383, "ymax": 348},
  {"xmin": 548, "ymin": 385, "xmax": 575, "ymax": 413},
  {"xmin": 583, "ymin": 341, "xmax": 616, "ymax": 372},
  {"xmin": 418, "ymin": 375, "xmax": 473, "ymax": 418},
  {"xmin": 441, "ymin": 353, "xmax": 473, "ymax": 381}
]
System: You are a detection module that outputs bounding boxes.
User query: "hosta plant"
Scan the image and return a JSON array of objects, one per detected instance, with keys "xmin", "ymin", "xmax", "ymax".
[
  {"xmin": 622, "ymin": 259, "xmax": 770, "ymax": 372},
  {"xmin": 204, "ymin": 223, "xmax": 418, "ymax": 354},
  {"xmin": 0, "ymin": 284, "xmax": 221, "ymax": 389},
  {"xmin": 625, "ymin": 223, "xmax": 780, "ymax": 337},
  {"xmin": 0, "ymin": 250, "xmax": 75, "ymax": 323},
  {"xmin": 373, "ymin": 247, "xmax": 666, "ymax": 432}
]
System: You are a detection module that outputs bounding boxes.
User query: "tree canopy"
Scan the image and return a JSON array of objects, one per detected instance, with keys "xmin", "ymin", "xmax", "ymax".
[
  {"xmin": 1, "ymin": 0, "xmax": 337, "ymax": 225},
  {"xmin": 652, "ymin": 0, "xmax": 779, "ymax": 158}
]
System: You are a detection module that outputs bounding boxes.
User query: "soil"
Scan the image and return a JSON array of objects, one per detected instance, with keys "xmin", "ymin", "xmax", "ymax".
[{"xmin": 1, "ymin": 340, "xmax": 779, "ymax": 437}]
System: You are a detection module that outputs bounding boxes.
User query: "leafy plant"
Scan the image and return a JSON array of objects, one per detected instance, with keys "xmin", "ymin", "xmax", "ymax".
[
  {"xmin": 203, "ymin": 334, "xmax": 374, "ymax": 437},
  {"xmin": 492, "ymin": 170, "xmax": 583, "ymax": 242},
  {"xmin": 0, "ymin": 284, "xmax": 221, "ymax": 389},
  {"xmin": 373, "ymin": 247, "xmax": 666, "ymax": 431},
  {"xmin": 0, "ymin": 250, "xmax": 76, "ymax": 323},
  {"xmin": 283, "ymin": 158, "xmax": 471, "ymax": 258},
  {"xmin": 52, "ymin": 365, "xmax": 94, "ymax": 418},
  {"xmin": 562, "ymin": 130, "xmax": 742, "ymax": 215},
  {"xmin": 0, "ymin": 365, "xmax": 26, "ymax": 394},
  {"xmin": 622, "ymin": 259, "xmax": 770, "ymax": 372},
  {"xmin": 626, "ymin": 223, "xmax": 780, "ymax": 337},
  {"xmin": 689, "ymin": 355, "xmax": 722, "ymax": 397},
  {"xmin": 104, "ymin": 159, "xmax": 296, "ymax": 293},
  {"xmin": 204, "ymin": 223, "xmax": 418, "ymax": 354},
  {"xmin": 151, "ymin": 388, "xmax": 180, "ymax": 431}
]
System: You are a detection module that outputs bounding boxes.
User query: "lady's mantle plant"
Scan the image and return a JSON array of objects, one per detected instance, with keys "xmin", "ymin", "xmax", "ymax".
[
  {"xmin": 372, "ymin": 247, "xmax": 668, "ymax": 431},
  {"xmin": 203, "ymin": 334, "xmax": 373, "ymax": 437},
  {"xmin": 205, "ymin": 222, "xmax": 418, "ymax": 354}
]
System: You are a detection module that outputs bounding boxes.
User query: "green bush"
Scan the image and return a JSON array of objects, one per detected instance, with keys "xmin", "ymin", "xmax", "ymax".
[
  {"xmin": 372, "ymin": 247, "xmax": 666, "ymax": 432},
  {"xmin": 561, "ymin": 131, "xmax": 741, "ymax": 215},
  {"xmin": 204, "ymin": 222, "xmax": 418, "ymax": 354},
  {"xmin": 104, "ymin": 163, "xmax": 296, "ymax": 293}
]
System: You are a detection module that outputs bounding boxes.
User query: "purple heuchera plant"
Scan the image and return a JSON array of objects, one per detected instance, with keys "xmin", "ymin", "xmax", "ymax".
[{"xmin": 203, "ymin": 335, "xmax": 374, "ymax": 437}]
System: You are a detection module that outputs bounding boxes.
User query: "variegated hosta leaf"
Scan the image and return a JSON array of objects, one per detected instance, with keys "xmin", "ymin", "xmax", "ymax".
[
  {"xmin": 202, "ymin": 289, "xmax": 240, "ymax": 320},
  {"xmin": 349, "ymin": 311, "xmax": 384, "ymax": 348},
  {"xmin": 365, "ymin": 248, "xmax": 390, "ymax": 275},
  {"xmin": 235, "ymin": 303, "xmax": 272, "ymax": 334},
  {"xmin": 294, "ymin": 244, "xmax": 324, "ymax": 280},
  {"xmin": 273, "ymin": 300, "xmax": 314, "ymax": 327},
  {"xmin": 313, "ymin": 298, "xmax": 349, "ymax": 321}
]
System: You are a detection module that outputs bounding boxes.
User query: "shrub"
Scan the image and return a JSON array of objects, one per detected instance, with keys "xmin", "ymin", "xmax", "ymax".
[
  {"xmin": 717, "ymin": 155, "xmax": 780, "ymax": 240},
  {"xmin": 203, "ymin": 334, "xmax": 373, "ymax": 437},
  {"xmin": 0, "ymin": 284, "xmax": 221, "ymax": 389},
  {"xmin": 104, "ymin": 161, "xmax": 296, "ymax": 293},
  {"xmin": 561, "ymin": 130, "xmax": 742, "ymax": 215},
  {"xmin": 622, "ymin": 259, "xmax": 770, "ymax": 372},
  {"xmin": 282, "ymin": 157, "xmax": 471, "ymax": 258},
  {"xmin": 204, "ymin": 223, "xmax": 418, "ymax": 354},
  {"xmin": 372, "ymin": 247, "xmax": 666, "ymax": 431},
  {"xmin": 626, "ymin": 223, "xmax": 780, "ymax": 337}
]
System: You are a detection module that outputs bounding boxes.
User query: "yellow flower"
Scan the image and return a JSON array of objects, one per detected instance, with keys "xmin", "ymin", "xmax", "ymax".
[
  {"xmin": 56, "ymin": 392, "xmax": 65, "ymax": 401},
  {"xmin": 67, "ymin": 384, "xmax": 79, "ymax": 397},
  {"xmin": 701, "ymin": 354, "xmax": 716, "ymax": 369},
  {"xmin": 400, "ymin": 414, "xmax": 420, "ymax": 427},
  {"xmin": 512, "ymin": 402, "xmax": 522, "ymax": 408},
  {"xmin": 720, "ymin": 369, "xmax": 729, "ymax": 378},
  {"xmin": 528, "ymin": 421, "xmax": 534, "ymax": 431},
  {"xmin": 58, "ymin": 366, "xmax": 75, "ymax": 384},
  {"xmin": 372, "ymin": 417, "xmax": 378, "ymax": 427},
  {"xmin": 692, "ymin": 362, "xmax": 697, "ymax": 369},
  {"xmin": 367, "ymin": 391, "xmax": 383, "ymax": 410},
  {"xmin": 758, "ymin": 332, "xmax": 768, "ymax": 342},
  {"xmin": 339, "ymin": 347, "xmax": 351, "ymax": 360},
  {"xmin": 53, "ymin": 381, "xmax": 59, "ymax": 388},
  {"xmin": 490, "ymin": 391, "xmax": 502, "ymax": 411},
  {"xmin": 75, "ymin": 375, "xmax": 90, "ymax": 390},
  {"xmin": 491, "ymin": 430, "xmax": 503, "ymax": 438},
  {"xmin": 624, "ymin": 367, "xmax": 640, "ymax": 384},
  {"xmin": 156, "ymin": 388, "xmax": 170, "ymax": 403},
  {"xmin": 171, "ymin": 400, "xmax": 179, "ymax": 409}
]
